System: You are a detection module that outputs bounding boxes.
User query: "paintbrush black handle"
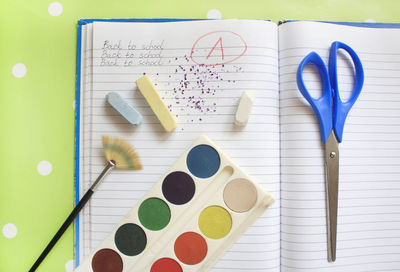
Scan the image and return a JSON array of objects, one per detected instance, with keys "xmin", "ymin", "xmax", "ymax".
[
  {"xmin": 29, "ymin": 161, "xmax": 115, "ymax": 272},
  {"xmin": 29, "ymin": 189, "xmax": 94, "ymax": 272}
]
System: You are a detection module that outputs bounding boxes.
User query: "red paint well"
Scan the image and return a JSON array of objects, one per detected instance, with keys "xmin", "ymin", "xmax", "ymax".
[{"xmin": 151, "ymin": 258, "xmax": 183, "ymax": 272}]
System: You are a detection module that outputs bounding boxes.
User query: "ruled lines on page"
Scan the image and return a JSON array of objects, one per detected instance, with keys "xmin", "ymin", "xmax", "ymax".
[
  {"xmin": 279, "ymin": 21, "xmax": 400, "ymax": 271},
  {"xmin": 80, "ymin": 20, "xmax": 281, "ymax": 271}
]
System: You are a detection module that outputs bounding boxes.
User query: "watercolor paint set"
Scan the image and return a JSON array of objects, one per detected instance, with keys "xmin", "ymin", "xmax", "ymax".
[{"xmin": 75, "ymin": 135, "xmax": 274, "ymax": 272}]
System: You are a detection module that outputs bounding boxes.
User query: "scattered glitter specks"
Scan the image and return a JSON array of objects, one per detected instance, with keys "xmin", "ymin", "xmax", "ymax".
[{"xmin": 164, "ymin": 55, "xmax": 242, "ymax": 123}]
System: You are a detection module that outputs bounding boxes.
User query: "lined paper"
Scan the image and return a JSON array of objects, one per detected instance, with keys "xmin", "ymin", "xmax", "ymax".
[
  {"xmin": 79, "ymin": 20, "xmax": 280, "ymax": 271},
  {"xmin": 279, "ymin": 21, "xmax": 400, "ymax": 271}
]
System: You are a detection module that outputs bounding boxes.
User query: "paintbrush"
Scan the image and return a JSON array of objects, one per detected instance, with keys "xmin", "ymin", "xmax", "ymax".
[{"xmin": 29, "ymin": 136, "xmax": 142, "ymax": 272}]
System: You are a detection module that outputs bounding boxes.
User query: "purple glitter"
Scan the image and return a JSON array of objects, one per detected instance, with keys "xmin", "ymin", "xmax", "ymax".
[{"xmin": 163, "ymin": 56, "xmax": 241, "ymax": 122}]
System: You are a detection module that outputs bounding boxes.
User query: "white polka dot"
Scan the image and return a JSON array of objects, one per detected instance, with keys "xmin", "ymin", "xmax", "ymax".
[
  {"xmin": 37, "ymin": 160, "xmax": 53, "ymax": 176},
  {"xmin": 48, "ymin": 2, "xmax": 63, "ymax": 16},
  {"xmin": 207, "ymin": 9, "xmax": 222, "ymax": 19},
  {"xmin": 72, "ymin": 100, "xmax": 75, "ymax": 110},
  {"xmin": 2, "ymin": 223, "xmax": 17, "ymax": 239},
  {"xmin": 364, "ymin": 19, "xmax": 376, "ymax": 23},
  {"xmin": 12, "ymin": 63, "xmax": 27, "ymax": 78},
  {"xmin": 65, "ymin": 259, "xmax": 74, "ymax": 272}
]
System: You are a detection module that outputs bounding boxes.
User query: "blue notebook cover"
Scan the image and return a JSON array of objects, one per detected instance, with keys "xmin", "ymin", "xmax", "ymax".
[{"xmin": 74, "ymin": 18, "xmax": 400, "ymax": 266}]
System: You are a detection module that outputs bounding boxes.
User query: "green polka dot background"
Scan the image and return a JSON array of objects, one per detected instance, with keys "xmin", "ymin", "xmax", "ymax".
[{"xmin": 1, "ymin": 1, "xmax": 398, "ymax": 271}]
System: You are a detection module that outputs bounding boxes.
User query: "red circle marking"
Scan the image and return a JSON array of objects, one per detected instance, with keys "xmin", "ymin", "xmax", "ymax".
[
  {"xmin": 190, "ymin": 30, "xmax": 247, "ymax": 66},
  {"xmin": 174, "ymin": 232, "xmax": 208, "ymax": 265},
  {"xmin": 151, "ymin": 258, "xmax": 183, "ymax": 272}
]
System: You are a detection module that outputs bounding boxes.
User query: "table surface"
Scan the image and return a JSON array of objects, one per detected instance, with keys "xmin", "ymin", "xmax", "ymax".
[{"xmin": 1, "ymin": 0, "xmax": 399, "ymax": 271}]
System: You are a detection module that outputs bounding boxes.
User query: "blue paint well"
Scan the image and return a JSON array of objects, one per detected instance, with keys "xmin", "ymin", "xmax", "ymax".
[{"xmin": 186, "ymin": 145, "xmax": 220, "ymax": 178}]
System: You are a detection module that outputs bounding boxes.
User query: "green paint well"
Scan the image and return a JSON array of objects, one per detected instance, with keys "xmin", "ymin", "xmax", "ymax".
[
  {"xmin": 114, "ymin": 223, "xmax": 146, "ymax": 256},
  {"xmin": 139, "ymin": 198, "xmax": 171, "ymax": 231}
]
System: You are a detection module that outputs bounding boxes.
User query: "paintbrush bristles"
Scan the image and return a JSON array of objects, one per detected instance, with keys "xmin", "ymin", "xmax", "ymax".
[{"xmin": 102, "ymin": 136, "xmax": 143, "ymax": 169}]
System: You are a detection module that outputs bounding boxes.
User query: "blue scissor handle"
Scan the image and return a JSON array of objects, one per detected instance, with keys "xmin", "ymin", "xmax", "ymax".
[
  {"xmin": 297, "ymin": 51, "xmax": 333, "ymax": 143},
  {"xmin": 329, "ymin": 41, "xmax": 364, "ymax": 143}
]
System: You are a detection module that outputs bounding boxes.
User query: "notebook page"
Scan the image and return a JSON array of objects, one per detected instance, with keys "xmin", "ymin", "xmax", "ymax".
[
  {"xmin": 79, "ymin": 19, "xmax": 280, "ymax": 271},
  {"xmin": 279, "ymin": 21, "xmax": 400, "ymax": 271}
]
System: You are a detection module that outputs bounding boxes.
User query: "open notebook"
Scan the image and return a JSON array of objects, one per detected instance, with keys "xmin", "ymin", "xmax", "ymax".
[{"xmin": 76, "ymin": 19, "xmax": 400, "ymax": 271}]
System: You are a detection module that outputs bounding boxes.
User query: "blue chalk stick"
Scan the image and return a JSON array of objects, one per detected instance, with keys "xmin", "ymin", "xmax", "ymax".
[{"xmin": 106, "ymin": 92, "xmax": 143, "ymax": 125}]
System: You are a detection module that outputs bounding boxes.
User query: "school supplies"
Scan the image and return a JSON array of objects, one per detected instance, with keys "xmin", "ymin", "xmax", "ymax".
[
  {"xmin": 136, "ymin": 75, "xmax": 177, "ymax": 132},
  {"xmin": 75, "ymin": 135, "xmax": 274, "ymax": 272},
  {"xmin": 76, "ymin": 19, "xmax": 400, "ymax": 271},
  {"xmin": 234, "ymin": 91, "xmax": 255, "ymax": 126},
  {"xmin": 30, "ymin": 137, "xmax": 142, "ymax": 272},
  {"xmin": 106, "ymin": 92, "xmax": 143, "ymax": 125},
  {"xmin": 297, "ymin": 41, "xmax": 364, "ymax": 262}
]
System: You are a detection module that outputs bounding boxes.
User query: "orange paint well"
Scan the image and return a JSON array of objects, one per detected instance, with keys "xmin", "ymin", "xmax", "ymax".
[{"xmin": 174, "ymin": 232, "xmax": 208, "ymax": 265}]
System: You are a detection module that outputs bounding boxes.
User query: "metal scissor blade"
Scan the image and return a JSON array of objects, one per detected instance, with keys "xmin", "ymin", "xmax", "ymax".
[{"xmin": 324, "ymin": 131, "xmax": 340, "ymax": 262}]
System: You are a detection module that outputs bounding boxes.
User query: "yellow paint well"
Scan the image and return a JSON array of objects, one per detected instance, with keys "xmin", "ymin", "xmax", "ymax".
[{"xmin": 198, "ymin": 206, "xmax": 232, "ymax": 239}]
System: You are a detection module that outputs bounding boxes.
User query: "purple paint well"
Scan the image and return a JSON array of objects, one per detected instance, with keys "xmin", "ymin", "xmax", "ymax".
[{"xmin": 162, "ymin": 171, "xmax": 195, "ymax": 205}]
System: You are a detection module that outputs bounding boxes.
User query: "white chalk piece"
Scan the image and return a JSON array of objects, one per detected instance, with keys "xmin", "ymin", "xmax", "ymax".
[
  {"xmin": 235, "ymin": 91, "xmax": 255, "ymax": 126},
  {"xmin": 106, "ymin": 92, "xmax": 143, "ymax": 125}
]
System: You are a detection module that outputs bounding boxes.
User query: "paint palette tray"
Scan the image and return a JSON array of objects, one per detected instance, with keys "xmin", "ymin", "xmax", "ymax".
[{"xmin": 76, "ymin": 135, "xmax": 274, "ymax": 272}]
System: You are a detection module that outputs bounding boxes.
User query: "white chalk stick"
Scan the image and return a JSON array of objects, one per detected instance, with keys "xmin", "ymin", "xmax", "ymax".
[{"xmin": 235, "ymin": 91, "xmax": 255, "ymax": 126}]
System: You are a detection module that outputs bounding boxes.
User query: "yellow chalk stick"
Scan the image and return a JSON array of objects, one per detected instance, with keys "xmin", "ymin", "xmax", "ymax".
[{"xmin": 136, "ymin": 75, "xmax": 177, "ymax": 132}]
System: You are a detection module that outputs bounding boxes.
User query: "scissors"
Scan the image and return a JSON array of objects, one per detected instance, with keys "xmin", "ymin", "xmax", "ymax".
[{"xmin": 296, "ymin": 41, "xmax": 364, "ymax": 262}]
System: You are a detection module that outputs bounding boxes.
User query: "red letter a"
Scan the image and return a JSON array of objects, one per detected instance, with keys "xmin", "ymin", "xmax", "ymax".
[{"xmin": 206, "ymin": 37, "xmax": 224, "ymax": 60}]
